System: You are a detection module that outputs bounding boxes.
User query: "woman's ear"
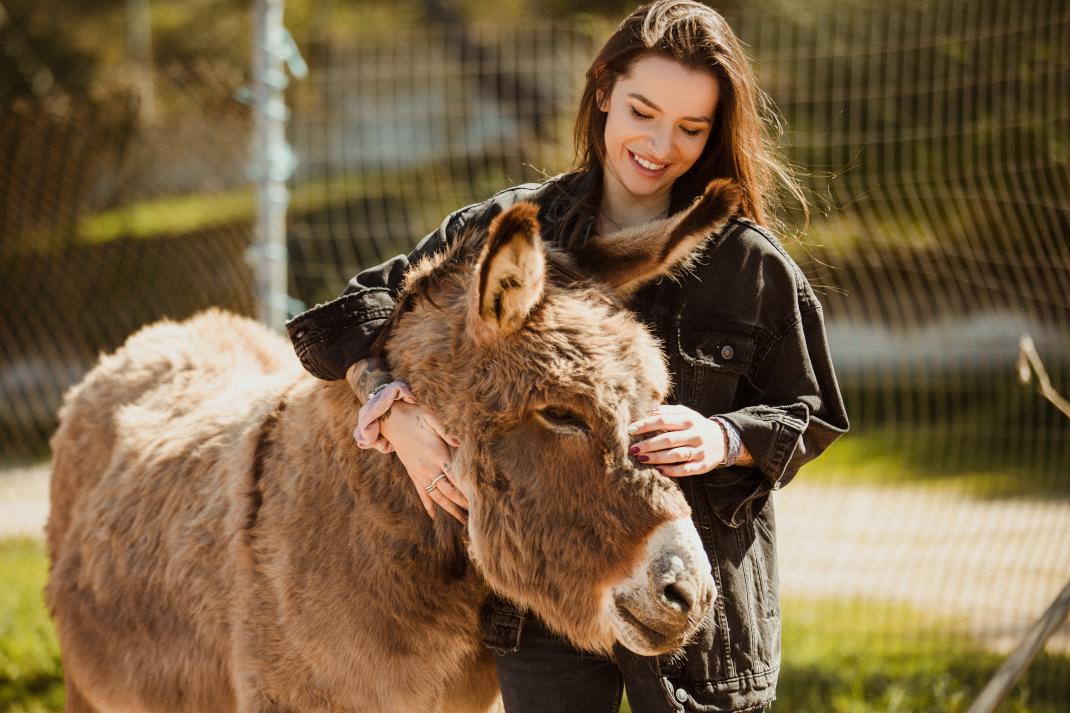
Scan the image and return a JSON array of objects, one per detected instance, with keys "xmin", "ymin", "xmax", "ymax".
[{"xmin": 596, "ymin": 88, "xmax": 608, "ymax": 112}]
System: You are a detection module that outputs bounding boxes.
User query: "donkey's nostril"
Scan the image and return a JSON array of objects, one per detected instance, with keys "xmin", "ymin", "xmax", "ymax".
[{"xmin": 661, "ymin": 581, "xmax": 695, "ymax": 612}]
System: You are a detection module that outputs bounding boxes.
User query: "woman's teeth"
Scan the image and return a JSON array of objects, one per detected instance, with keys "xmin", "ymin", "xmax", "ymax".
[{"xmin": 631, "ymin": 151, "xmax": 666, "ymax": 171}]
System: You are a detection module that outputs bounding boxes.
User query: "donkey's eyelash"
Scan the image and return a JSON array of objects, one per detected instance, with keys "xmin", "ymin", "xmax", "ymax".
[{"xmin": 536, "ymin": 407, "xmax": 590, "ymax": 435}]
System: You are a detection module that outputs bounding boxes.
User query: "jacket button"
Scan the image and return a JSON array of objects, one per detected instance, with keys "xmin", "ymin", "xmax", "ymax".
[
  {"xmin": 675, "ymin": 687, "xmax": 688, "ymax": 703},
  {"xmin": 720, "ymin": 345, "xmax": 734, "ymax": 360}
]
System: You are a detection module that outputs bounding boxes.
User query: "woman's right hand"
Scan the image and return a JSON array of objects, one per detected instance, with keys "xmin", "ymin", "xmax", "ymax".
[{"xmin": 379, "ymin": 401, "xmax": 468, "ymax": 524}]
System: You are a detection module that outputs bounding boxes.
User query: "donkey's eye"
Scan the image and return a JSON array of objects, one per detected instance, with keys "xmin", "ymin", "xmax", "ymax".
[{"xmin": 537, "ymin": 406, "xmax": 590, "ymax": 433}]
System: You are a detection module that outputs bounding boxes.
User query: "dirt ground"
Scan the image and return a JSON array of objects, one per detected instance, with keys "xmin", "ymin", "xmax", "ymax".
[{"xmin": 4, "ymin": 463, "xmax": 1068, "ymax": 654}]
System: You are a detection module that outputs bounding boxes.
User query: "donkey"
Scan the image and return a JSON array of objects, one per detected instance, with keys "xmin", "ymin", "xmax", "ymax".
[{"xmin": 46, "ymin": 178, "xmax": 742, "ymax": 713}]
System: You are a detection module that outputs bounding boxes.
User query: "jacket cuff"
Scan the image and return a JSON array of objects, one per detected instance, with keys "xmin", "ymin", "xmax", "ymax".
[
  {"xmin": 706, "ymin": 405, "xmax": 806, "ymax": 528},
  {"xmin": 719, "ymin": 404, "xmax": 807, "ymax": 485},
  {"xmin": 285, "ymin": 289, "xmax": 396, "ymax": 381}
]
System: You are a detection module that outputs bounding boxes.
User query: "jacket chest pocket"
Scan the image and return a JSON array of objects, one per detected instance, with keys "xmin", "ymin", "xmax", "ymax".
[{"xmin": 672, "ymin": 326, "xmax": 757, "ymax": 416}]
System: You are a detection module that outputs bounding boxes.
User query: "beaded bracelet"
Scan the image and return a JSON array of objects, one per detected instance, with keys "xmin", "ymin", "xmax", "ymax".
[{"xmin": 710, "ymin": 416, "xmax": 743, "ymax": 467}]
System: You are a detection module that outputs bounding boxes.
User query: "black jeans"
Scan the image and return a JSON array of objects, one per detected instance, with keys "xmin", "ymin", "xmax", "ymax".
[{"xmin": 493, "ymin": 615, "xmax": 684, "ymax": 713}]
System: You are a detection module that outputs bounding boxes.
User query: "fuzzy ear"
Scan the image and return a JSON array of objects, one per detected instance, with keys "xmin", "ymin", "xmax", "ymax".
[
  {"xmin": 575, "ymin": 178, "xmax": 743, "ymax": 298},
  {"xmin": 474, "ymin": 202, "xmax": 546, "ymax": 336}
]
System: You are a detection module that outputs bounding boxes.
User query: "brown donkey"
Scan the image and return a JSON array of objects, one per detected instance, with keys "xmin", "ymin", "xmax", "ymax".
[{"xmin": 47, "ymin": 179, "xmax": 742, "ymax": 713}]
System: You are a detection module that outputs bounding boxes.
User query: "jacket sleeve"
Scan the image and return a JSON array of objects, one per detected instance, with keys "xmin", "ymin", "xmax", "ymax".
[
  {"xmin": 285, "ymin": 200, "xmax": 486, "ymax": 380},
  {"xmin": 711, "ymin": 299, "xmax": 850, "ymax": 527}
]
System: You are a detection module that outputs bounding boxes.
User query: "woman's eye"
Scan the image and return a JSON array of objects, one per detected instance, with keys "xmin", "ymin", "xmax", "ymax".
[
  {"xmin": 630, "ymin": 106, "xmax": 652, "ymax": 120},
  {"xmin": 681, "ymin": 126, "xmax": 704, "ymax": 137},
  {"xmin": 538, "ymin": 407, "xmax": 590, "ymax": 433}
]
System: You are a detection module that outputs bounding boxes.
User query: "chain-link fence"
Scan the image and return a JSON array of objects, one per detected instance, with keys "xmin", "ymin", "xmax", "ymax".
[
  {"xmin": 284, "ymin": 2, "xmax": 1070, "ymax": 708},
  {"xmin": 1, "ymin": 0, "xmax": 1068, "ymax": 710},
  {"xmin": 0, "ymin": 60, "xmax": 256, "ymax": 464}
]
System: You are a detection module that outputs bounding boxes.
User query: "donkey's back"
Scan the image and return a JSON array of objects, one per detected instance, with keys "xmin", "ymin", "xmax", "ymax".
[{"xmin": 47, "ymin": 308, "xmax": 300, "ymax": 713}]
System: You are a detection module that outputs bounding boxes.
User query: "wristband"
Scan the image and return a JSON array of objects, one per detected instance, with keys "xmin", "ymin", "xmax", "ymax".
[
  {"xmin": 353, "ymin": 380, "xmax": 417, "ymax": 453},
  {"xmin": 710, "ymin": 416, "xmax": 743, "ymax": 467}
]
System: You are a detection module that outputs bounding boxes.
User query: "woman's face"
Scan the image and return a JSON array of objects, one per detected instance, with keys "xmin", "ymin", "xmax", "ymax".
[{"xmin": 599, "ymin": 54, "xmax": 719, "ymax": 202}]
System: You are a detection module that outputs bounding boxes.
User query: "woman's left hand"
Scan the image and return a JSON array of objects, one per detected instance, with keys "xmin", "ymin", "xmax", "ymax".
[{"xmin": 627, "ymin": 404, "xmax": 727, "ymax": 477}]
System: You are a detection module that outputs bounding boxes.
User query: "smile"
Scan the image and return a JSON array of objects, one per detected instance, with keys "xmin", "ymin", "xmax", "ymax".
[{"xmin": 628, "ymin": 149, "xmax": 668, "ymax": 175}]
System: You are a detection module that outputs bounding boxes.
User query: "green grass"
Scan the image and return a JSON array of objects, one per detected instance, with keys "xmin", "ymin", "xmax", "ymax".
[
  {"xmin": 776, "ymin": 597, "xmax": 1070, "ymax": 713},
  {"xmin": 0, "ymin": 539, "xmax": 62, "ymax": 713}
]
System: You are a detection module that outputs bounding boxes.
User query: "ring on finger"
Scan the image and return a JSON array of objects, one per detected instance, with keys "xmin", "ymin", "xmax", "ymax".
[
  {"xmin": 424, "ymin": 481, "xmax": 438, "ymax": 493},
  {"xmin": 431, "ymin": 473, "xmax": 449, "ymax": 487},
  {"xmin": 682, "ymin": 446, "xmax": 693, "ymax": 462}
]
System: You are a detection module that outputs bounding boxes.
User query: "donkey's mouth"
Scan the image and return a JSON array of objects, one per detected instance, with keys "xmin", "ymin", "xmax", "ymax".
[{"xmin": 614, "ymin": 602, "xmax": 682, "ymax": 654}]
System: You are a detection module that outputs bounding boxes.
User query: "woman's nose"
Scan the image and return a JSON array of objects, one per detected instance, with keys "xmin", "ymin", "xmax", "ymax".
[{"xmin": 645, "ymin": 127, "xmax": 673, "ymax": 160}]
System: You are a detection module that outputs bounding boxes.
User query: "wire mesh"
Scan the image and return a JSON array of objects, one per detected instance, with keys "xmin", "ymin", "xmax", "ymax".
[
  {"xmin": 0, "ymin": 61, "xmax": 257, "ymax": 464},
  {"xmin": 0, "ymin": 0, "xmax": 1068, "ymax": 710},
  {"xmin": 284, "ymin": 1, "xmax": 1070, "ymax": 708}
]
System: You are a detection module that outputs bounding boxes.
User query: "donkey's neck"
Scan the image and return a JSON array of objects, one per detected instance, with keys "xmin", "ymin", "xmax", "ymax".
[{"xmin": 285, "ymin": 375, "xmax": 472, "ymax": 582}]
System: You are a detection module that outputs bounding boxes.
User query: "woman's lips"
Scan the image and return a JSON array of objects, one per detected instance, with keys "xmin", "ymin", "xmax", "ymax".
[{"xmin": 628, "ymin": 149, "xmax": 669, "ymax": 178}]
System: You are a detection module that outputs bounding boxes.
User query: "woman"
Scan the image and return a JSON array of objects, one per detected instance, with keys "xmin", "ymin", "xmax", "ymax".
[{"xmin": 286, "ymin": 1, "xmax": 849, "ymax": 710}]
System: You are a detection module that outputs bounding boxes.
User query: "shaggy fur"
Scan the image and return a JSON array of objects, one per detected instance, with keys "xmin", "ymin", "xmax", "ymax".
[{"xmin": 47, "ymin": 180, "xmax": 740, "ymax": 713}]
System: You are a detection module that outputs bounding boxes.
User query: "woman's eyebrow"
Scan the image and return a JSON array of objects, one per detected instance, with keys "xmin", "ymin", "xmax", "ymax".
[{"xmin": 628, "ymin": 92, "xmax": 712, "ymax": 124}]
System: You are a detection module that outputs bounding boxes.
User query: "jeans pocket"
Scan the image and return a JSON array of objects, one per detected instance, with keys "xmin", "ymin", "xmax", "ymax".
[{"xmin": 479, "ymin": 597, "xmax": 526, "ymax": 654}]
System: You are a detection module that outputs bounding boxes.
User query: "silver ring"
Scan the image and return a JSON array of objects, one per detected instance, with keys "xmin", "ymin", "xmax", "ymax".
[
  {"xmin": 683, "ymin": 446, "xmax": 694, "ymax": 462},
  {"xmin": 424, "ymin": 482, "xmax": 437, "ymax": 493},
  {"xmin": 431, "ymin": 473, "xmax": 449, "ymax": 488}
]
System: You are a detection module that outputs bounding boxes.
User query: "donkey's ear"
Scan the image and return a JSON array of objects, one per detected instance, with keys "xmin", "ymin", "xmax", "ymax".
[
  {"xmin": 575, "ymin": 179, "xmax": 743, "ymax": 298},
  {"xmin": 473, "ymin": 202, "xmax": 546, "ymax": 336}
]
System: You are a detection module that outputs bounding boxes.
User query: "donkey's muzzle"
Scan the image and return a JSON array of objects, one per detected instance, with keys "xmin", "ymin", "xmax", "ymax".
[{"xmin": 608, "ymin": 518, "xmax": 715, "ymax": 655}]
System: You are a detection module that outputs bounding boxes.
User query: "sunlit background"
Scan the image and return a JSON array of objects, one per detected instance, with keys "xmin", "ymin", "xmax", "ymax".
[{"xmin": 1, "ymin": 1, "xmax": 1068, "ymax": 711}]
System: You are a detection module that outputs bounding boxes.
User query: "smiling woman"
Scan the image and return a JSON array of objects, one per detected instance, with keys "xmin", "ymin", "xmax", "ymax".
[
  {"xmin": 285, "ymin": 1, "xmax": 849, "ymax": 712},
  {"xmin": 597, "ymin": 55, "xmax": 719, "ymax": 232}
]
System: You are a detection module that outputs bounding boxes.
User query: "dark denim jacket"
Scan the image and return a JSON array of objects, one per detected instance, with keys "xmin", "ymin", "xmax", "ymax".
[{"xmin": 286, "ymin": 176, "xmax": 849, "ymax": 712}]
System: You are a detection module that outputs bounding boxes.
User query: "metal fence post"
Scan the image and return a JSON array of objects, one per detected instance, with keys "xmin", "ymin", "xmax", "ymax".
[{"xmin": 249, "ymin": 0, "xmax": 305, "ymax": 331}]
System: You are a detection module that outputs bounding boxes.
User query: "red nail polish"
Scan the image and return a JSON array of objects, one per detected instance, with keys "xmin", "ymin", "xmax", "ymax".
[
  {"xmin": 638, "ymin": 455, "xmax": 649, "ymax": 462},
  {"xmin": 628, "ymin": 445, "xmax": 640, "ymax": 455}
]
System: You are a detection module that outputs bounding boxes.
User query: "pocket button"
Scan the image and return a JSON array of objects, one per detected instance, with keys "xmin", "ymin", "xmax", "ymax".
[{"xmin": 720, "ymin": 345, "xmax": 734, "ymax": 360}]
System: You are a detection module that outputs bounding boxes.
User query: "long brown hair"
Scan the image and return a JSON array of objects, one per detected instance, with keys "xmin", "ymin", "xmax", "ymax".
[{"xmin": 556, "ymin": 0, "xmax": 806, "ymax": 248}]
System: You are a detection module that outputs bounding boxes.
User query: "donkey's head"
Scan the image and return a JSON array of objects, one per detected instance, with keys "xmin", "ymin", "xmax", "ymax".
[{"xmin": 384, "ymin": 179, "xmax": 741, "ymax": 655}]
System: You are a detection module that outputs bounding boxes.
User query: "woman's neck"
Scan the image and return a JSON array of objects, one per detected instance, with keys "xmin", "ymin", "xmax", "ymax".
[{"xmin": 598, "ymin": 174, "xmax": 672, "ymax": 233}]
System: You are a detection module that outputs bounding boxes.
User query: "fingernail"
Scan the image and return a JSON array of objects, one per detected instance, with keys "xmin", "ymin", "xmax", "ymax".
[
  {"xmin": 628, "ymin": 445, "xmax": 640, "ymax": 455},
  {"xmin": 638, "ymin": 455, "xmax": 649, "ymax": 462},
  {"xmin": 627, "ymin": 424, "xmax": 638, "ymax": 434}
]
